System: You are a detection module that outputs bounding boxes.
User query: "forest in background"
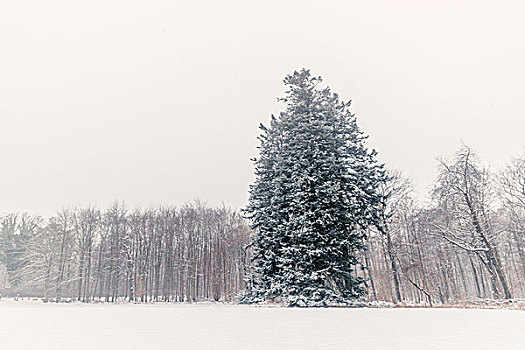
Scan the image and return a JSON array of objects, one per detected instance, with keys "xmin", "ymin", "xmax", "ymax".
[
  {"xmin": 0, "ymin": 201, "xmax": 251, "ymax": 302},
  {"xmin": 1, "ymin": 145, "xmax": 525, "ymax": 305},
  {"xmin": 367, "ymin": 145, "xmax": 525, "ymax": 304}
]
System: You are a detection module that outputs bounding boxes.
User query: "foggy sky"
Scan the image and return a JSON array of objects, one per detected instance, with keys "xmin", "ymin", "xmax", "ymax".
[{"xmin": 1, "ymin": 0, "xmax": 524, "ymax": 216}]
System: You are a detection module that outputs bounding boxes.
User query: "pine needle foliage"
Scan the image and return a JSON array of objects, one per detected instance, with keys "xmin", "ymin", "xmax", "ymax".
[{"xmin": 242, "ymin": 69, "xmax": 384, "ymax": 307}]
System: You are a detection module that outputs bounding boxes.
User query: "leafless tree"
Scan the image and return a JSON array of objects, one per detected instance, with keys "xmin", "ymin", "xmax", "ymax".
[{"xmin": 431, "ymin": 145, "xmax": 511, "ymax": 299}]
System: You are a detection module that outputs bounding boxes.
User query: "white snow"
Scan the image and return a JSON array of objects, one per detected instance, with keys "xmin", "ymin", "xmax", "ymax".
[{"xmin": 0, "ymin": 301, "xmax": 524, "ymax": 349}]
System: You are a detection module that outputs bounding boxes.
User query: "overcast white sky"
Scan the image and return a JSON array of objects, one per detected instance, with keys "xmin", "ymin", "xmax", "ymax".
[{"xmin": 1, "ymin": 0, "xmax": 524, "ymax": 216}]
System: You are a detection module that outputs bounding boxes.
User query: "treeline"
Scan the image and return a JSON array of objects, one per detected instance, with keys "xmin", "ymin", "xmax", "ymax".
[
  {"xmin": 365, "ymin": 145, "xmax": 525, "ymax": 305},
  {"xmin": 0, "ymin": 201, "xmax": 251, "ymax": 302},
  {"xmin": 3, "ymin": 146, "xmax": 525, "ymax": 305}
]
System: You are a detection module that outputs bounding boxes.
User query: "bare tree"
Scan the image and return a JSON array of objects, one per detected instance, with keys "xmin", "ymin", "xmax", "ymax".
[
  {"xmin": 375, "ymin": 170, "xmax": 413, "ymax": 303},
  {"xmin": 432, "ymin": 145, "xmax": 511, "ymax": 299}
]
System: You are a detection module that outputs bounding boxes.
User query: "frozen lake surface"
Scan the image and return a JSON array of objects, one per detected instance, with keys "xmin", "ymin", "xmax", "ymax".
[{"xmin": 0, "ymin": 301, "xmax": 524, "ymax": 349}]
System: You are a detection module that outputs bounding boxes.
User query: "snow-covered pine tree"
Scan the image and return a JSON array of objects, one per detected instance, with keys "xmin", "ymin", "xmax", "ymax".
[{"xmin": 242, "ymin": 69, "xmax": 384, "ymax": 307}]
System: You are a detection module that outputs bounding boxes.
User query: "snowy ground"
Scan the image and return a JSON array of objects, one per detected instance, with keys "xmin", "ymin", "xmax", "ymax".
[{"xmin": 0, "ymin": 301, "xmax": 524, "ymax": 349}]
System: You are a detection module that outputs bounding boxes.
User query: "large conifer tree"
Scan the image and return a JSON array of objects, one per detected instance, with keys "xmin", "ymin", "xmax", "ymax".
[{"xmin": 242, "ymin": 69, "xmax": 384, "ymax": 307}]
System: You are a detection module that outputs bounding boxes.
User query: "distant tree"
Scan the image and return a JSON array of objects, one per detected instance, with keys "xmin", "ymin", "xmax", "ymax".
[
  {"xmin": 75, "ymin": 207, "xmax": 100, "ymax": 302},
  {"xmin": 432, "ymin": 145, "xmax": 511, "ymax": 299},
  {"xmin": 242, "ymin": 69, "xmax": 384, "ymax": 306},
  {"xmin": 498, "ymin": 153, "xmax": 525, "ymax": 295},
  {"xmin": 375, "ymin": 170, "xmax": 413, "ymax": 304},
  {"xmin": 500, "ymin": 153, "xmax": 525, "ymax": 213},
  {"xmin": 0, "ymin": 213, "xmax": 42, "ymax": 288}
]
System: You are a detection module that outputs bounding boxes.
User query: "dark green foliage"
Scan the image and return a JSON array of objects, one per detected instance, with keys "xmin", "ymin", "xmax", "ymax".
[{"xmin": 242, "ymin": 69, "xmax": 384, "ymax": 307}]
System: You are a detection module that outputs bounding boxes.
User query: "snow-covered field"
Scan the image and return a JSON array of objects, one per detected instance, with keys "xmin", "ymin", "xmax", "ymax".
[{"xmin": 1, "ymin": 301, "xmax": 524, "ymax": 349}]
